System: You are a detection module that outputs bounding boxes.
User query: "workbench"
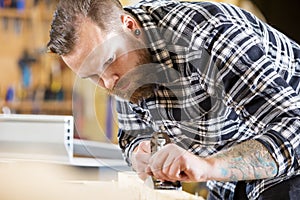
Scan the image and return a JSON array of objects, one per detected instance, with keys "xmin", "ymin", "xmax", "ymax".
[
  {"xmin": 0, "ymin": 160, "xmax": 204, "ymax": 200},
  {"xmin": 0, "ymin": 114, "xmax": 205, "ymax": 200}
]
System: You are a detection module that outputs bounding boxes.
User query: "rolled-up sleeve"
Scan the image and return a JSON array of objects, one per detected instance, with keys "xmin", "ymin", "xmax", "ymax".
[{"xmin": 208, "ymin": 21, "xmax": 300, "ymax": 176}]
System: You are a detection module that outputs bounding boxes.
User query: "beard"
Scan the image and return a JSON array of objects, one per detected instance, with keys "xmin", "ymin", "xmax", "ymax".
[
  {"xmin": 126, "ymin": 83, "xmax": 156, "ymax": 104},
  {"xmin": 108, "ymin": 33, "xmax": 156, "ymax": 104},
  {"xmin": 110, "ymin": 49, "xmax": 156, "ymax": 104}
]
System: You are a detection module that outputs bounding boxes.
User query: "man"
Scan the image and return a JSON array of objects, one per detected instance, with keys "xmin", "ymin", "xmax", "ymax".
[{"xmin": 47, "ymin": 0, "xmax": 300, "ymax": 199}]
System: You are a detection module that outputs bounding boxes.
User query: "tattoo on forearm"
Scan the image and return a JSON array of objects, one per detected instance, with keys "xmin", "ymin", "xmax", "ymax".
[{"xmin": 213, "ymin": 140, "xmax": 278, "ymax": 181}]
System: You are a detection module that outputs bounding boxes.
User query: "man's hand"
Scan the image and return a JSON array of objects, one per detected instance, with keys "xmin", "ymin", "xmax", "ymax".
[
  {"xmin": 145, "ymin": 143, "xmax": 209, "ymax": 182},
  {"xmin": 144, "ymin": 140, "xmax": 278, "ymax": 183},
  {"xmin": 131, "ymin": 141, "xmax": 151, "ymax": 180}
]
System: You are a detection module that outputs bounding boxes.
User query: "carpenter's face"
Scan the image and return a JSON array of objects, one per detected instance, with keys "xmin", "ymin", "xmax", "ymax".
[{"xmin": 62, "ymin": 18, "xmax": 154, "ymax": 103}]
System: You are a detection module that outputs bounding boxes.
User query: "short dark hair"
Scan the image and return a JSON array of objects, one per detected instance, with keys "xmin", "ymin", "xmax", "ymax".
[{"xmin": 47, "ymin": 0, "xmax": 124, "ymax": 56}]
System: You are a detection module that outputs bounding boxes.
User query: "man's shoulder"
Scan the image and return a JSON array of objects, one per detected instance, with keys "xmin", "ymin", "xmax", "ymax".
[{"xmin": 125, "ymin": 0, "xmax": 235, "ymax": 22}]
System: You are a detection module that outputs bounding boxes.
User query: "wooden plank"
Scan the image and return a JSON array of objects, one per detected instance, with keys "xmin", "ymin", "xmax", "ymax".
[{"xmin": 118, "ymin": 171, "xmax": 205, "ymax": 200}]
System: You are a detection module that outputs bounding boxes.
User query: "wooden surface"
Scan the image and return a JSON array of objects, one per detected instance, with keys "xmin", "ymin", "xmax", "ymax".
[
  {"xmin": 118, "ymin": 171, "xmax": 205, "ymax": 200},
  {"xmin": 0, "ymin": 160, "xmax": 205, "ymax": 200}
]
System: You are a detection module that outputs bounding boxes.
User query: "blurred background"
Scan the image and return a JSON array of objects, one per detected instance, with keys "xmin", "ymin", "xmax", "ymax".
[
  {"xmin": 1, "ymin": 0, "xmax": 299, "ymax": 144},
  {"xmin": 0, "ymin": 0, "xmax": 299, "ymax": 199}
]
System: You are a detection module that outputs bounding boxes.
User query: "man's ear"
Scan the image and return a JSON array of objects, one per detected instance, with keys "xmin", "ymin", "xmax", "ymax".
[{"xmin": 120, "ymin": 14, "xmax": 138, "ymax": 31}]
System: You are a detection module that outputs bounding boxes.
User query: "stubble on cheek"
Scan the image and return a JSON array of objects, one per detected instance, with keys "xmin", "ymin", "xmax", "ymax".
[{"xmin": 110, "ymin": 48, "xmax": 155, "ymax": 103}]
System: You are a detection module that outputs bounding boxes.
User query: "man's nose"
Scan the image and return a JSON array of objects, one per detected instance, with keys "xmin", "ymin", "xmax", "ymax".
[{"xmin": 102, "ymin": 75, "xmax": 119, "ymax": 90}]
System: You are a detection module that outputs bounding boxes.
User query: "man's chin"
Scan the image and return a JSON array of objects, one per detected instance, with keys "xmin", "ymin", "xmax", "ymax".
[
  {"xmin": 112, "ymin": 92, "xmax": 145, "ymax": 104},
  {"xmin": 108, "ymin": 90, "xmax": 138, "ymax": 103},
  {"xmin": 111, "ymin": 85, "xmax": 155, "ymax": 104}
]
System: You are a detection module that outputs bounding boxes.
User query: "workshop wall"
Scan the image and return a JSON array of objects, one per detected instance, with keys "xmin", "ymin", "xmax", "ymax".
[
  {"xmin": 0, "ymin": 0, "xmax": 296, "ymax": 144},
  {"xmin": 0, "ymin": 0, "xmax": 74, "ymax": 115}
]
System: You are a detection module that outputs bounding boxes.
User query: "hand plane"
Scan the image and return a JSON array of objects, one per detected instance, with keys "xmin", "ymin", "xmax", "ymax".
[{"xmin": 149, "ymin": 129, "xmax": 182, "ymax": 190}]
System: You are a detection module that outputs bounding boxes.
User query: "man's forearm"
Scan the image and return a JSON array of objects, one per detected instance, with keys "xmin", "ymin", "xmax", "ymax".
[{"xmin": 207, "ymin": 140, "xmax": 278, "ymax": 181}]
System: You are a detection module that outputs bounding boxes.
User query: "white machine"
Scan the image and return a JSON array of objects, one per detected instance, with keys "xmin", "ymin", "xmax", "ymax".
[
  {"xmin": 0, "ymin": 114, "xmax": 127, "ymax": 168},
  {"xmin": 0, "ymin": 114, "xmax": 73, "ymax": 163}
]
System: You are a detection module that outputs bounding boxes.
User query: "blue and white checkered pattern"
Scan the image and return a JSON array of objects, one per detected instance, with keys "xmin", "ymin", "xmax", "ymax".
[{"xmin": 115, "ymin": 0, "xmax": 300, "ymax": 199}]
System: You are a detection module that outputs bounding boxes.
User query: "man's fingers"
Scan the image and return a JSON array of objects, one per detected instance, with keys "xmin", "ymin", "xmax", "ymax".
[
  {"xmin": 139, "ymin": 141, "xmax": 151, "ymax": 153},
  {"xmin": 137, "ymin": 172, "xmax": 149, "ymax": 180},
  {"xmin": 131, "ymin": 141, "xmax": 152, "ymax": 180}
]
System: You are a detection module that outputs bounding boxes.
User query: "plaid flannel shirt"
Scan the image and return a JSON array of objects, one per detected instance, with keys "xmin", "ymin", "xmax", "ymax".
[{"xmin": 115, "ymin": 0, "xmax": 300, "ymax": 199}]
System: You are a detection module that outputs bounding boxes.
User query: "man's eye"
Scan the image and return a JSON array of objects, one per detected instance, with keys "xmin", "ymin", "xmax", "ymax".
[{"xmin": 106, "ymin": 55, "xmax": 115, "ymax": 65}]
